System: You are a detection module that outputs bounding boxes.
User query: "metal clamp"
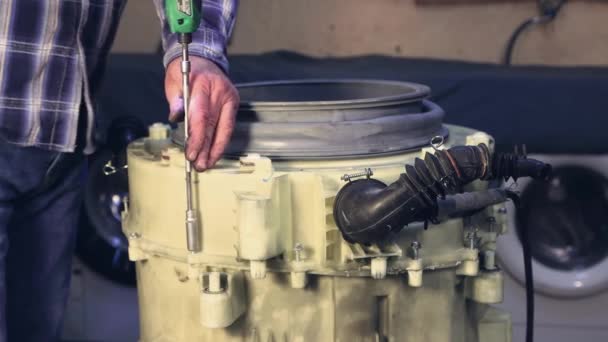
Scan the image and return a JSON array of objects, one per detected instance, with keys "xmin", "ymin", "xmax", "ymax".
[
  {"xmin": 430, "ymin": 135, "xmax": 445, "ymax": 151},
  {"xmin": 103, "ymin": 160, "xmax": 128, "ymax": 176},
  {"xmin": 341, "ymin": 168, "xmax": 373, "ymax": 182}
]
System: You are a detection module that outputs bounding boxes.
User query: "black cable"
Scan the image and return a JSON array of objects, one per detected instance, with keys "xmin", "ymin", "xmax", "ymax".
[
  {"xmin": 504, "ymin": 17, "xmax": 545, "ymax": 66},
  {"xmin": 503, "ymin": 0, "xmax": 567, "ymax": 66},
  {"xmin": 506, "ymin": 191, "xmax": 534, "ymax": 342}
]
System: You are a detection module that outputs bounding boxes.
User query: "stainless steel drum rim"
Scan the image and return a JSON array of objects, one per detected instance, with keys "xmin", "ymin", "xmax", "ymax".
[{"xmin": 172, "ymin": 79, "xmax": 447, "ymax": 159}]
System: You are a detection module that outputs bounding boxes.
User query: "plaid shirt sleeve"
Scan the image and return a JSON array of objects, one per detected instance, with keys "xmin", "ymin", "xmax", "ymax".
[{"xmin": 153, "ymin": 0, "xmax": 238, "ymax": 73}]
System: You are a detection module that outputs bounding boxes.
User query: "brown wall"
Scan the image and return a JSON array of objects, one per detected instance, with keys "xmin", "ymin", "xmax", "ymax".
[
  {"xmin": 111, "ymin": 1, "xmax": 160, "ymax": 54},
  {"xmin": 112, "ymin": 0, "xmax": 608, "ymax": 66}
]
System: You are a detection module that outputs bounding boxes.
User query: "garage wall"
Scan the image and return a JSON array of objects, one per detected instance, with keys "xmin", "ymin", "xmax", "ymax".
[
  {"xmin": 111, "ymin": 1, "xmax": 161, "ymax": 54},
  {"xmin": 111, "ymin": 1, "xmax": 608, "ymax": 66}
]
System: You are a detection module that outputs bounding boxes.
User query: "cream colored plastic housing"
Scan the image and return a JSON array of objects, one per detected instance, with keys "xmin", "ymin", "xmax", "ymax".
[{"xmin": 123, "ymin": 125, "xmax": 511, "ymax": 341}]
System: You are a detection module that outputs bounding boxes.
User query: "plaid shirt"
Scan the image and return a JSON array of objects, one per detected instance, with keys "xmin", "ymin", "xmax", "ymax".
[{"xmin": 0, "ymin": 0, "xmax": 237, "ymax": 154}]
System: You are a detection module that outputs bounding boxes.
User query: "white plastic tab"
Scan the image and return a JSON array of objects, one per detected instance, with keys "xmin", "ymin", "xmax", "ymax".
[
  {"xmin": 407, "ymin": 259, "xmax": 423, "ymax": 287},
  {"xmin": 371, "ymin": 257, "xmax": 388, "ymax": 280},
  {"xmin": 148, "ymin": 123, "xmax": 170, "ymax": 140},
  {"xmin": 457, "ymin": 259, "xmax": 480, "ymax": 277},
  {"xmin": 290, "ymin": 271, "xmax": 308, "ymax": 289},
  {"xmin": 236, "ymin": 193, "xmax": 283, "ymax": 261},
  {"xmin": 200, "ymin": 272, "xmax": 246, "ymax": 329},
  {"xmin": 250, "ymin": 260, "xmax": 267, "ymax": 280},
  {"xmin": 465, "ymin": 269, "xmax": 504, "ymax": 304},
  {"xmin": 408, "ymin": 269, "xmax": 423, "ymax": 288}
]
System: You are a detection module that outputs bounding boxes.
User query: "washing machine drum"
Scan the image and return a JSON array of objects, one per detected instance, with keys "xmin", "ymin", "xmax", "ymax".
[
  {"xmin": 500, "ymin": 165, "xmax": 608, "ymax": 297},
  {"xmin": 519, "ymin": 166, "xmax": 608, "ymax": 271}
]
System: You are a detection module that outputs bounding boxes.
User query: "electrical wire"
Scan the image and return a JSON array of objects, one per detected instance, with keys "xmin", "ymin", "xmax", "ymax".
[
  {"xmin": 522, "ymin": 214, "xmax": 535, "ymax": 342},
  {"xmin": 503, "ymin": 0, "xmax": 567, "ymax": 66},
  {"xmin": 507, "ymin": 191, "xmax": 534, "ymax": 342}
]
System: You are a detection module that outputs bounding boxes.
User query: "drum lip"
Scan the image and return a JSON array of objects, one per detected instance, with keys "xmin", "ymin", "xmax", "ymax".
[
  {"xmin": 171, "ymin": 99, "xmax": 448, "ymax": 159},
  {"xmin": 173, "ymin": 79, "xmax": 443, "ymax": 159},
  {"xmin": 235, "ymin": 79, "xmax": 430, "ymax": 109}
]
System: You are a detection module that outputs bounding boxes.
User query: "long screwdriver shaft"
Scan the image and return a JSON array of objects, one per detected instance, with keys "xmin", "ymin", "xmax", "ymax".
[{"xmin": 181, "ymin": 40, "xmax": 201, "ymax": 253}]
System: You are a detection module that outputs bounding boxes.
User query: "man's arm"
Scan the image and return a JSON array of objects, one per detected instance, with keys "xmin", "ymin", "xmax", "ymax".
[{"xmin": 153, "ymin": 0, "xmax": 240, "ymax": 170}]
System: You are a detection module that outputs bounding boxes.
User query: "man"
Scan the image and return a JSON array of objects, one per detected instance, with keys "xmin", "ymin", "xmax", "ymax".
[{"xmin": 0, "ymin": 0, "xmax": 239, "ymax": 341}]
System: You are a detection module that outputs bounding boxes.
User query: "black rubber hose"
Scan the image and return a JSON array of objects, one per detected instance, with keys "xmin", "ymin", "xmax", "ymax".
[
  {"xmin": 507, "ymin": 191, "xmax": 535, "ymax": 342},
  {"xmin": 436, "ymin": 188, "xmax": 509, "ymax": 221},
  {"xmin": 333, "ymin": 144, "xmax": 551, "ymax": 244}
]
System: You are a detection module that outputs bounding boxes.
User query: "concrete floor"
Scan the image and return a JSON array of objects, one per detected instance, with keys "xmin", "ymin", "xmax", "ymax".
[{"xmin": 61, "ymin": 258, "xmax": 140, "ymax": 342}]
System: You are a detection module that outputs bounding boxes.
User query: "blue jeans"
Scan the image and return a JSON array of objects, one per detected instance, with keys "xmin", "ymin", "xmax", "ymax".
[{"xmin": 0, "ymin": 141, "xmax": 85, "ymax": 342}]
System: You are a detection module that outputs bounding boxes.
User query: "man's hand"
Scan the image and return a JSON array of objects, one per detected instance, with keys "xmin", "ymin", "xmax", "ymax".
[{"xmin": 165, "ymin": 56, "xmax": 239, "ymax": 171}]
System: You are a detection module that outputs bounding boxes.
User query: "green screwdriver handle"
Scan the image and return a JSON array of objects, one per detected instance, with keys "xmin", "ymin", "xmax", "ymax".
[{"xmin": 166, "ymin": 0, "xmax": 202, "ymax": 34}]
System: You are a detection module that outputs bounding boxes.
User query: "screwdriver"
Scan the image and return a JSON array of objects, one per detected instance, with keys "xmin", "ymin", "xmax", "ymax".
[{"xmin": 166, "ymin": 0, "xmax": 202, "ymax": 253}]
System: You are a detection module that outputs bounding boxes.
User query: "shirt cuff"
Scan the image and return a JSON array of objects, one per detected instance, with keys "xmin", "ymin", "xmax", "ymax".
[{"xmin": 162, "ymin": 34, "xmax": 229, "ymax": 73}]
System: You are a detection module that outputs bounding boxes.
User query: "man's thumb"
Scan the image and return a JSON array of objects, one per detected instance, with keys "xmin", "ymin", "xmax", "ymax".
[{"xmin": 168, "ymin": 95, "xmax": 184, "ymax": 122}]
